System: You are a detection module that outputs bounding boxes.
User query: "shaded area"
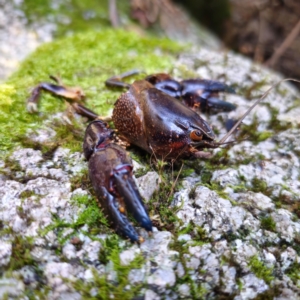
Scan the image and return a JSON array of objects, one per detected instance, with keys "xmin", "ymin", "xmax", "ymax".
[{"xmin": 174, "ymin": 0, "xmax": 300, "ymax": 86}]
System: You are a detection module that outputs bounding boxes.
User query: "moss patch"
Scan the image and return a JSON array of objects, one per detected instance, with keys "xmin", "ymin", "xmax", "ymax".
[
  {"xmin": 9, "ymin": 236, "xmax": 35, "ymax": 270},
  {"xmin": 248, "ymin": 255, "xmax": 274, "ymax": 284},
  {"xmin": 260, "ymin": 215, "xmax": 276, "ymax": 232},
  {"xmin": 71, "ymin": 193, "xmax": 110, "ymax": 235},
  {"xmin": 39, "ymin": 192, "xmax": 112, "ymax": 243},
  {"xmin": 75, "ymin": 235, "xmax": 145, "ymax": 299},
  {"xmin": 170, "ymin": 234, "xmax": 208, "ymax": 298},
  {"xmin": 19, "ymin": 0, "xmax": 121, "ymax": 38},
  {"xmin": 0, "ymin": 29, "xmax": 183, "ymax": 156},
  {"xmin": 286, "ymin": 262, "xmax": 300, "ymax": 286}
]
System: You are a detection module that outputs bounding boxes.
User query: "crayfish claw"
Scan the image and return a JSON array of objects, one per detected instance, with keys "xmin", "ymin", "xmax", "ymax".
[
  {"xmin": 182, "ymin": 79, "xmax": 235, "ymax": 94},
  {"xmin": 113, "ymin": 165, "xmax": 153, "ymax": 233},
  {"xmin": 203, "ymin": 96, "xmax": 237, "ymax": 112},
  {"xmin": 103, "ymin": 188, "xmax": 141, "ymax": 243},
  {"xmin": 84, "ymin": 120, "xmax": 153, "ymax": 243}
]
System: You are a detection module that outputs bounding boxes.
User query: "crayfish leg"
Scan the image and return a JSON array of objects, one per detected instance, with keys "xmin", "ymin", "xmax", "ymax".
[
  {"xmin": 27, "ymin": 84, "xmax": 66, "ymax": 112},
  {"xmin": 27, "ymin": 77, "xmax": 85, "ymax": 113},
  {"xmin": 182, "ymin": 93, "xmax": 236, "ymax": 112},
  {"xmin": 182, "ymin": 79, "xmax": 235, "ymax": 95},
  {"xmin": 180, "ymin": 79, "xmax": 236, "ymax": 113}
]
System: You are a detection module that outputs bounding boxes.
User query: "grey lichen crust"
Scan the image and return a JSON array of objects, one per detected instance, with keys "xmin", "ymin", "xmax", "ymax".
[{"xmin": 1, "ymin": 47, "xmax": 300, "ymax": 299}]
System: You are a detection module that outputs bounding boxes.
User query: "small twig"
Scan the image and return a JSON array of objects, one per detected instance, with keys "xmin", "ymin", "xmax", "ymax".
[
  {"xmin": 265, "ymin": 19, "xmax": 300, "ymax": 67},
  {"xmin": 253, "ymin": 6, "xmax": 266, "ymax": 63},
  {"xmin": 168, "ymin": 162, "xmax": 184, "ymax": 198},
  {"xmin": 109, "ymin": 0, "xmax": 120, "ymax": 28},
  {"xmin": 219, "ymin": 78, "xmax": 300, "ymax": 144}
]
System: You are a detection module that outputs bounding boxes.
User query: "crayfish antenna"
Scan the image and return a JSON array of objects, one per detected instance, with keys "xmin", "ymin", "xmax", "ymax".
[
  {"xmin": 219, "ymin": 78, "xmax": 300, "ymax": 144},
  {"xmin": 105, "ymin": 70, "xmax": 142, "ymax": 88}
]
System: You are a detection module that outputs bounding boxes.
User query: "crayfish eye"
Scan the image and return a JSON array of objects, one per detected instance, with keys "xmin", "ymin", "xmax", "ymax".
[{"xmin": 190, "ymin": 130, "xmax": 203, "ymax": 141}]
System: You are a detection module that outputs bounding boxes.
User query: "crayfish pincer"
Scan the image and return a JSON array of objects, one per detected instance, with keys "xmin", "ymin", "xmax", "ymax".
[{"xmin": 83, "ymin": 120, "xmax": 152, "ymax": 243}]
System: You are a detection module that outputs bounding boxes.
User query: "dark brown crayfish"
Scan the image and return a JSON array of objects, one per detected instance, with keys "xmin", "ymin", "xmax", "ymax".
[{"xmin": 27, "ymin": 71, "xmax": 252, "ymax": 242}]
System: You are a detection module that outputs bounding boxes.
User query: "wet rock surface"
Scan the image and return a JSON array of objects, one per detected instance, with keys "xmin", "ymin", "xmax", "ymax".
[{"xmin": 1, "ymin": 31, "xmax": 300, "ymax": 300}]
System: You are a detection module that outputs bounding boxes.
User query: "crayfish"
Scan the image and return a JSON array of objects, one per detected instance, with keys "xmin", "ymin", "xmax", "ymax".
[{"xmin": 27, "ymin": 71, "xmax": 259, "ymax": 242}]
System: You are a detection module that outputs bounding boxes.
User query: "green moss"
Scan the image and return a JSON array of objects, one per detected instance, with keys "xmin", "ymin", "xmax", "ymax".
[
  {"xmin": 195, "ymin": 165, "xmax": 231, "ymax": 200},
  {"xmin": 254, "ymin": 288, "xmax": 281, "ymax": 300},
  {"xmin": 237, "ymin": 278, "xmax": 243, "ymax": 291},
  {"xmin": 144, "ymin": 160, "xmax": 189, "ymax": 231},
  {"xmin": 204, "ymin": 148, "xmax": 231, "ymax": 168},
  {"xmin": 242, "ymin": 80, "xmax": 267, "ymax": 100},
  {"xmin": 1, "ymin": 157, "xmax": 23, "ymax": 177},
  {"xmin": 268, "ymin": 107, "xmax": 291, "ymax": 132},
  {"xmin": 52, "ymin": 118, "xmax": 85, "ymax": 153},
  {"xmin": 0, "ymin": 29, "xmax": 182, "ymax": 157},
  {"xmin": 232, "ymin": 175, "xmax": 272, "ymax": 197},
  {"xmin": 192, "ymin": 226, "xmax": 212, "ymax": 244},
  {"xmin": 260, "ymin": 216, "xmax": 276, "ymax": 232},
  {"xmin": 24, "ymin": 286, "xmax": 51, "ymax": 300},
  {"xmin": 286, "ymin": 262, "xmax": 300, "ymax": 286},
  {"xmin": 251, "ymin": 177, "xmax": 269, "ymax": 194},
  {"xmin": 191, "ymin": 282, "xmax": 207, "ymax": 299},
  {"xmin": 71, "ymin": 194, "xmax": 110, "ymax": 232},
  {"xmin": 248, "ymin": 255, "xmax": 274, "ymax": 284},
  {"xmin": 19, "ymin": 190, "xmax": 38, "ymax": 201},
  {"xmin": 178, "ymin": 221, "xmax": 211, "ymax": 244},
  {"xmin": 69, "ymin": 168, "xmax": 90, "ymax": 191},
  {"xmin": 74, "ymin": 235, "xmax": 145, "ymax": 299},
  {"xmin": 232, "ymin": 182, "xmax": 248, "ymax": 193},
  {"xmin": 188, "ymin": 185, "xmax": 197, "ymax": 199},
  {"xmin": 170, "ymin": 235, "xmax": 207, "ymax": 299},
  {"xmin": 238, "ymin": 115, "xmax": 272, "ymax": 145},
  {"xmin": 148, "ymin": 179, "xmax": 180, "ymax": 231},
  {"xmin": 19, "ymin": 0, "xmax": 119, "ymax": 38},
  {"xmin": 224, "ymin": 226, "xmax": 251, "ymax": 242},
  {"xmin": 178, "ymin": 221, "xmax": 194, "ymax": 235},
  {"xmin": 199, "ymin": 168, "xmax": 213, "ymax": 184},
  {"xmin": 9, "ymin": 236, "xmax": 35, "ymax": 270},
  {"xmin": 39, "ymin": 192, "xmax": 112, "ymax": 243},
  {"xmin": 133, "ymin": 166, "xmax": 149, "ymax": 178},
  {"xmin": 178, "ymin": 166, "xmax": 195, "ymax": 178}
]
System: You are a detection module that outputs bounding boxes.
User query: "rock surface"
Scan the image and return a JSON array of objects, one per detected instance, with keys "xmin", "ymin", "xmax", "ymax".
[
  {"xmin": 0, "ymin": 0, "xmax": 54, "ymax": 80},
  {"xmin": 1, "ymin": 5, "xmax": 300, "ymax": 299}
]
